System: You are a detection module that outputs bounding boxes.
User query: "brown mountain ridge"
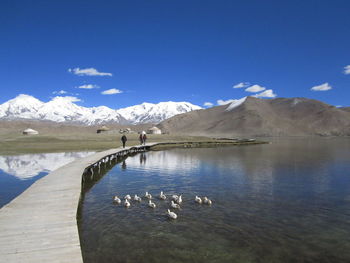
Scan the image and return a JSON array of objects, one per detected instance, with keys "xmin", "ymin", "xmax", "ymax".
[{"xmin": 157, "ymin": 97, "xmax": 350, "ymax": 137}]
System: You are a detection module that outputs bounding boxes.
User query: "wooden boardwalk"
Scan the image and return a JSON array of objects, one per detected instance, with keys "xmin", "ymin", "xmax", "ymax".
[
  {"xmin": 0, "ymin": 140, "xmax": 264, "ymax": 262},
  {"xmin": 0, "ymin": 144, "xmax": 156, "ymax": 263}
]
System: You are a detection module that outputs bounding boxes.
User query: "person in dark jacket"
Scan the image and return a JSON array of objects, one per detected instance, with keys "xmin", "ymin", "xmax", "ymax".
[
  {"xmin": 139, "ymin": 133, "xmax": 143, "ymax": 145},
  {"xmin": 142, "ymin": 134, "xmax": 147, "ymax": 145},
  {"xmin": 121, "ymin": 134, "xmax": 127, "ymax": 148}
]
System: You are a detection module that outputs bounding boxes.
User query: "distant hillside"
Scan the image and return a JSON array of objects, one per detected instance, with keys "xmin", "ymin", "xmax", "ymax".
[
  {"xmin": 340, "ymin": 107, "xmax": 350, "ymax": 112},
  {"xmin": 158, "ymin": 97, "xmax": 350, "ymax": 137},
  {"xmin": 0, "ymin": 119, "xmax": 153, "ymax": 136}
]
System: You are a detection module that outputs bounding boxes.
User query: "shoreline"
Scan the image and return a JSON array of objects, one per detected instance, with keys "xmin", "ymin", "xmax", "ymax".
[{"xmin": 0, "ymin": 133, "xmax": 266, "ymax": 155}]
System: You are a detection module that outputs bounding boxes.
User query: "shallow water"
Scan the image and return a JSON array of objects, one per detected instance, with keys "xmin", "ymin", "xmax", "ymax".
[
  {"xmin": 0, "ymin": 151, "xmax": 94, "ymax": 207},
  {"xmin": 79, "ymin": 138, "xmax": 350, "ymax": 263}
]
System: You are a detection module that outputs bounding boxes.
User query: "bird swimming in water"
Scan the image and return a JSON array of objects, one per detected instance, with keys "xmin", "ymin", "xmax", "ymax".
[
  {"xmin": 113, "ymin": 195, "xmax": 121, "ymax": 204},
  {"xmin": 195, "ymin": 196, "xmax": 202, "ymax": 204},
  {"xmin": 148, "ymin": 200, "xmax": 156, "ymax": 208},
  {"xmin": 203, "ymin": 197, "xmax": 212, "ymax": 205},
  {"xmin": 159, "ymin": 191, "xmax": 166, "ymax": 200},
  {"xmin": 171, "ymin": 200, "xmax": 180, "ymax": 209},
  {"xmin": 145, "ymin": 191, "xmax": 152, "ymax": 199},
  {"xmin": 167, "ymin": 209, "xmax": 177, "ymax": 219},
  {"xmin": 176, "ymin": 195, "xmax": 183, "ymax": 204},
  {"xmin": 134, "ymin": 194, "xmax": 142, "ymax": 202}
]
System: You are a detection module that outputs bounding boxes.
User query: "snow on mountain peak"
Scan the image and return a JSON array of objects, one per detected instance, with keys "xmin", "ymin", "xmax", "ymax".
[
  {"xmin": 0, "ymin": 95, "xmax": 201, "ymax": 125},
  {"xmin": 117, "ymin": 101, "xmax": 202, "ymax": 124},
  {"xmin": 0, "ymin": 94, "xmax": 44, "ymax": 119},
  {"xmin": 8, "ymin": 94, "xmax": 44, "ymax": 105}
]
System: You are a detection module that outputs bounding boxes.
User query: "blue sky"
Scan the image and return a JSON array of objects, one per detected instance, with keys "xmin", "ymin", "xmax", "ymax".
[{"xmin": 1, "ymin": 0, "xmax": 349, "ymax": 108}]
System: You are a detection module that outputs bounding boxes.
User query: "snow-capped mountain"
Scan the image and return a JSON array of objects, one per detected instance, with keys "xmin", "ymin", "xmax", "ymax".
[
  {"xmin": 0, "ymin": 94, "xmax": 126, "ymax": 125},
  {"xmin": 0, "ymin": 94, "xmax": 202, "ymax": 125},
  {"xmin": 117, "ymin": 102, "xmax": 202, "ymax": 124}
]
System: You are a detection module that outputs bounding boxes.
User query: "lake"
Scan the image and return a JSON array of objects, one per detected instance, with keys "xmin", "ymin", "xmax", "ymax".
[
  {"xmin": 0, "ymin": 151, "xmax": 94, "ymax": 208},
  {"xmin": 79, "ymin": 138, "xmax": 350, "ymax": 263}
]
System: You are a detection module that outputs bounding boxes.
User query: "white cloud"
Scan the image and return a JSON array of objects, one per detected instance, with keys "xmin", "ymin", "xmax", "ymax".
[
  {"xmin": 311, "ymin": 83, "xmax": 332, "ymax": 91},
  {"xmin": 217, "ymin": 99, "xmax": 235, "ymax": 105},
  {"xmin": 233, "ymin": 82, "xmax": 249, "ymax": 89},
  {"xmin": 52, "ymin": 90, "xmax": 67, "ymax": 94},
  {"xmin": 52, "ymin": 96, "xmax": 81, "ymax": 102},
  {"xmin": 245, "ymin": 84, "xmax": 266, "ymax": 93},
  {"xmin": 203, "ymin": 102, "xmax": 214, "ymax": 107},
  {"xmin": 344, "ymin": 65, "xmax": 350, "ymax": 75},
  {"xmin": 68, "ymin": 67, "xmax": 112, "ymax": 76},
  {"xmin": 76, "ymin": 84, "xmax": 100, "ymax": 89},
  {"xmin": 101, "ymin": 88, "xmax": 123, "ymax": 95},
  {"xmin": 253, "ymin": 89, "xmax": 277, "ymax": 98}
]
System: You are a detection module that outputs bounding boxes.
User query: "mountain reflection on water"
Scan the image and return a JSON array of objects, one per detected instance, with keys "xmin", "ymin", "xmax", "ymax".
[
  {"xmin": 0, "ymin": 152, "xmax": 94, "ymax": 180},
  {"xmin": 0, "ymin": 151, "xmax": 94, "ymax": 207},
  {"xmin": 79, "ymin": 138, "xmax": 350, "ymax": 263}
]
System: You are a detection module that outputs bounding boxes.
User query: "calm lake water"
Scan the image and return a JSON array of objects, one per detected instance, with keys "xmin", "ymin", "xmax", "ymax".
[
  {"xmin": 78, "ymin": 138, "xmax": 350, "ymax": 263},
  {"xmin": 0, "ymin": 151, "xmax": 94, "ymax": 208}
]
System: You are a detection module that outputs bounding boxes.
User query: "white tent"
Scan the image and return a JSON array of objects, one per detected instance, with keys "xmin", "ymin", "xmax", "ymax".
[
  {"xmin": 22, "ymin": 128, "xmax": 39, "ymax": 135},
  {"xmin": 147, "ymin": 127, "xmax": 162, "ymax": 134}
]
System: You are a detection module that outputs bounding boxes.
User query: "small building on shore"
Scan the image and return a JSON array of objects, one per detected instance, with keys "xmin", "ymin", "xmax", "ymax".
[
  {"xmin": 119, "ymin": 128, "xmax": 133, "ymax": 134},
  {"xmin": 147, "ymin": 126, "xmax": 162, "ymax": 134},
  {"xmin": 22, "ymin": 128, "xmax": 39, "ymax": 135},
  {"xmin": 97, "ymin": 126, "xmax": 110, "ymax": 134}
]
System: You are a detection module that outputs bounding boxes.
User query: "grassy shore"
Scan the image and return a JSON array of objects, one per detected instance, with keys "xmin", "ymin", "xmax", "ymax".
[
  {"xmin": 0, "ymin": 131, "xmax": 268, "ymax": 155},
  {"xmin": 0, "ymin": 133, "xmax": 223, "ymax": 155}
]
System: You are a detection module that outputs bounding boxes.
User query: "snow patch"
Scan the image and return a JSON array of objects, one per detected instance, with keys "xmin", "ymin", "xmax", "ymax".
[
  {"xmin": 225, "ymin": 97, "xmax": 247, "ymax": 111},
  {"xmin": 117, "ymin": 101, "xmax": 202, "ymax": 124}
]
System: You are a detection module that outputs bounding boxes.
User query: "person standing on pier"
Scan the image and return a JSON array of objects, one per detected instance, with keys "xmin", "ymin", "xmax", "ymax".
[
  {"xmin": 142, "ymin": 133, "xmax": 147, "ymax": 145},
  {"xmin": 139, "ymin": 133, "xmax": 143, "ymax": 145},
  {"xmin": 121, "ymin": 134, "xmax": 127, "ymax": 148}
]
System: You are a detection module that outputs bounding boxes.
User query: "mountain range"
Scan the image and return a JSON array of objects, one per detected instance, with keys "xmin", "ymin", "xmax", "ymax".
[
  {"xmin": 158, "ymin": 97, "xmax": 350, "ymax": 136},
  {"xmin": 0, "ymin": 94, "xmax": 202, "ymax": 125},
  {"xmin": 1, "ymin": 95, "xmax": 349, "ymax": 137}
]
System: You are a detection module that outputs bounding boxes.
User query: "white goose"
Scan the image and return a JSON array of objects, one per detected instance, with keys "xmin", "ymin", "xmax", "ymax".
[
  {"xmin": 176, "ymin": 195, "xmax": 183, "ymax": 204},
  {"xmin": 159, "ymin": 191, "xmax": 166, "ymax": 200},
  {"xmin": 113, "ymin": 195, "xmax": 121, "ymax": 204},
  {"xmin": 134, "ymin": 194, "xmax": 142, "ymax": 202},
  {"xmin": 203, "ymin": 197, "xmax": 212, "ymax": 205},
  {"xmin": 145, "ymin": 191, "xmax": 152, "ymax": 199},
  {"xmin": 171, "ymin": 200, "xmax": 180, "ymax": 209},
  {"xmin": 124, "ymin": 194, "xmax": 131, "ymax": 200},
  {"xmin": 195, "ymin": 195, "xmax": 202, "ymax": 204},
  {"xmin": 148, "ymin": 200, "xmax": 156, "ymax": 208},
  {"xmin": 172, "ymin": 195, "xmax": 179, "ymax": 202},
  {"xmin": 167, "ymin": 209, "xmax": 177, "ymax": 219},
  {"xmin": 124, "ymin": 199, "xmax": 131, "ymax": 208}
]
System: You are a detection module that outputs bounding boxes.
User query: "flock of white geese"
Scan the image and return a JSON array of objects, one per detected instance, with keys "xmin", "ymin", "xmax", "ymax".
[{"xmin": 113, "ymin": 191, "xmax": 212, "ymax": 219}]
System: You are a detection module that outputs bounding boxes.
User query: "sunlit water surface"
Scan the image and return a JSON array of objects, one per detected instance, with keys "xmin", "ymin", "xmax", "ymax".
[
  {"xmin": 0, "ymin": 151, "xmax": 94, "ymax": 207},
  {"xmin": 79, "ymin": 138, "xmax": 350, "ymax": 263}
]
